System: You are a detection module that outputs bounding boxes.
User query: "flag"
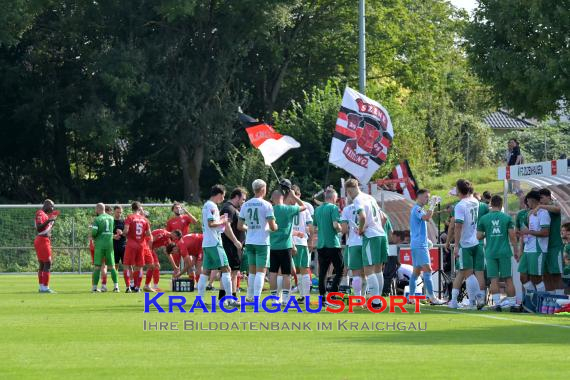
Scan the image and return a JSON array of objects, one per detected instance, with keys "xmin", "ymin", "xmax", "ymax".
[
  {"xmin": 387, "ymin": 160, "xmax": 419, "ymax": 200},
  {"xmin": 329, "ymin": 87, "xmax": 394, "ymax": 184},
  {"xmin": 245, "ymin": 123, "xmax": 300, "ymax": 166}
]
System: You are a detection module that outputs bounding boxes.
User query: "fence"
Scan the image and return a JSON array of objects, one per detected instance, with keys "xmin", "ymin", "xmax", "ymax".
[{"xmin": 0, "ymin": 203, "xmax": 201, "ymax": 273}]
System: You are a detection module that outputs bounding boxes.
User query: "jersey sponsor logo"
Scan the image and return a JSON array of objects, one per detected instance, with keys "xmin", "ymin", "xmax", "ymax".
[{"xmin": 491, "ymin": 219, "xmax": 501, "ymax": 235}]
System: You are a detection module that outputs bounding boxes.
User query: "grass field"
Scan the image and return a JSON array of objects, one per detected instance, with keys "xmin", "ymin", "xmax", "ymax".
[{"xmin": 1, "ymin": 275, "xmax": 570, "ymax": 379}]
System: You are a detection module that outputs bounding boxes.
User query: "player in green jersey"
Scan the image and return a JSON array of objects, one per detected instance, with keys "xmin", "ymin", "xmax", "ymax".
[
  {"xmin": 537, "ymin": 189, "xmax": 565, "ymax": 295},
  {"xmin": 562, "ymin": 223, "xmax": 570, "ymax": 277},
  {"xmin": 477, "ymin": 195, "xmax": 519, "ymax": 309},
  {"xmin": 91, "ymin": 203, "xmax": 119, "ymax": 292}
]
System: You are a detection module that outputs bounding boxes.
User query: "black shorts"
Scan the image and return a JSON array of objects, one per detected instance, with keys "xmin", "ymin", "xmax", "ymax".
[
  {"xmin": 223, "ymin": 241, "xmax": 241, "ymax": 271},
  {"xmin": 114, "ymin": 245, "xmax": 125, "ymax": 264},
  {"xmin": 269, "ymin": 249, "xmax": 292, "ymax": 275}
]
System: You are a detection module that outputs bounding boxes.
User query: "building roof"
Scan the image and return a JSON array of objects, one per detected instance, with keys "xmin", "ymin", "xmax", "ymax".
[{"xmin": 484, "ymin": 110, "xmax": 537, "ymax": 130}]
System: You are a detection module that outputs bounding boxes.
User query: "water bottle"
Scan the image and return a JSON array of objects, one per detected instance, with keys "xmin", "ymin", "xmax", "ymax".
[{"xmin": 540, "ymin": 298, "xmax": 549, "ymax": 314}]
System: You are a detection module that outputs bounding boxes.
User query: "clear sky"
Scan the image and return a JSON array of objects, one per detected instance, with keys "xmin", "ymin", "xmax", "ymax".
[{"xmin": 449, "ymin": 0, "xmax": 477, "ymax": 13}]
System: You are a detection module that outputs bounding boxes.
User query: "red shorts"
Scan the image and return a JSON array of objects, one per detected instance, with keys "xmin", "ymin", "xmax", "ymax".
[
  {"xmin": 34, "ymin": 236, "xmax": 52, "ymax": 262},
  {"xmin": 124, "ymin": 241, "xmax": 145, "ymax": 267},
  {"xmin": 144, "ymin": 248, "xmax": 159, "ymax": 265}
]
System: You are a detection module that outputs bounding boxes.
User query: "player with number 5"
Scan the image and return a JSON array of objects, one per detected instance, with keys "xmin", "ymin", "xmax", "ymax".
[{"xmin": 123, "ymin": 202, "xmax": 152, "ymax": 293}]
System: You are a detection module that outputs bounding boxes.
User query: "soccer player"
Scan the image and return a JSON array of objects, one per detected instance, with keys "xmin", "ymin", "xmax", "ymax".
[
  {"xmin": 477, "ymin": 195, "xmax": 519, "ymax": 309},
  {"xmin": 562, "ymin": 223, "xmax": 570, "ymax": 278},
  {"xmin": 511, "ymin": 192, "xmax": 529, "ymax": 305},
  {"xmin": 313, "ymin": 187, "xmax": 344, "ymax": 305},
  {"xmin": 142, "ymin": 228, "xmax": 173, "ymax": 292},
  {"xmin": 340, "ymin": 198, "xmax": 363, "ymax": 297},
  {"xmin": 344, "ymin": 179, "xmax": 387, "ymax": 309},
  {"xmin": 34, "ymin": 199, "xmax": 58, "ymax": 293},
  {"xmin": 172, "ymin": 232, "xmax": 204, "ymax": 280},
  {"xmin": 518, "ymin": 190, "xmax": 550, "ymax": 293},
  {"xmin": 537, "ymin": 188, "xmax": 565, "ymax": 295},
  {"xmin": 221, "ymin": 187, "xmax": 248, "ymax": 300},
  {"xmin": 238, "ymin": 179, "xmax": 278, "ymax": 303},
  {"xmin": 290, "ymin": 185, "xmax": 314, "ymax": 301},
  {"xmin": 112, "ymin": 205, "xmax": 128, "ymax": 288},
  {"xmin": 409, "ymin": 189, "xmax": 445, "ymax": 305},
  {"xmin": 123, "ymin": 202, "xmax": 152, "ymax": 293},
  {"xmin": 166, "ymin": 202, "xmax": 197, "ymax": 235},
  {"xmin": 91, "ymin": 203, "xmax": 119, "ymax": 292},
  {"xmin": 196, "ymin": 185, "xmax": 242, "ymax": 305},
  {"xmin": 269, "ymin": 189, "xmax": 305, "ymax": 305},
  {"xmin": 449, "ymin": 179, "xmax": 486, "ymax": 309}
]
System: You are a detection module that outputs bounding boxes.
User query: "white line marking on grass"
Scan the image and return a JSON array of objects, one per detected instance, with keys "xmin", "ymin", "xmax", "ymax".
[{"xmin": 427, "ymin": 308, "xmax": 570, "ymax": 330}]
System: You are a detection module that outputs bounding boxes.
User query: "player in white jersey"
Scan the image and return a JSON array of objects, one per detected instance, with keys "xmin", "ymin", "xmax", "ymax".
[
  {"xmin": 449, "ymin": 179, "xmax": 486, "ymax": 309},
  {"xmin": 238, "ymin": 179, "xmax": 278, "ymax": 304},
  {"xmin": 340, "ymin": 200, "xmax": 364, "ymax": 296},
  {"xmin": 518, "ymin": 190, "xmax": 550, "ymax": 293},
  {"xmin": 344, "ymin": 179, "xmax": 387, "ymax": 309},
  {"xmin": 290, "ymin": 185, "xmax": 313, "ymax": 301},
  {"xmin": 197, "ymin": 185, "xmax": 242, "ymax": 306}
]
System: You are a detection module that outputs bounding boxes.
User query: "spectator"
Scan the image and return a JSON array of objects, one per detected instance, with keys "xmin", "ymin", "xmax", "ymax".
[
  {"xmin": 507, "ymin": 139, "xmax": 523, "ymax": 193},
  {"xmin": 482, "ymin": 191, "xmax": 492, "ymax": 205}
]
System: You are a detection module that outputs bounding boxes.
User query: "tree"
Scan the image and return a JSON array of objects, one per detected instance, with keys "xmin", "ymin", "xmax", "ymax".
[{"xmin": 466, "ymin": 0, "xmax": 570, "ymax": 118}]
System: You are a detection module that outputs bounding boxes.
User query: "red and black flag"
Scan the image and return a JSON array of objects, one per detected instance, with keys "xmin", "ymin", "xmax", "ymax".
[{"xmin": 387, "ymin": 160, "xmax": 419, "ymax": 200}]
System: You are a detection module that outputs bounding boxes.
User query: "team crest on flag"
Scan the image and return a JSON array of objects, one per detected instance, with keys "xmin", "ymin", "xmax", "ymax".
[{"xmin": 329, "ymin": 87, "xmax": 394, "ymax": 183}]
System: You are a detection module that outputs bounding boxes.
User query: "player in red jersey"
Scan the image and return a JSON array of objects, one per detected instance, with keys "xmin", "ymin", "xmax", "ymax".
[
  {"xmin": 166, "ymin": 202, "xmax": 197, "ymax": 235},
  {"xmin": 167, "ymin": 231, "xmax": 204, "ymax": 281},
  {"xmin": 123, "ymin": 202, "xmax": 152, "ymax": 293},
  {"xmin": 35, "ymin": 199, "xmax": 58, "ymax": 293},
  {"xmin": 142, "ymin": 228, "xmax": 176, "ymax": 292}
]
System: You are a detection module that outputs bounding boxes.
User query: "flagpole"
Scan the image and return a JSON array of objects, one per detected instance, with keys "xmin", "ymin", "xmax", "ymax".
[
  {"xmin": 269, "ymin": 164, "xmax": 280, "ymax": 183},
  {"xmin": 359, "ymin": 0, "xmax": 366, "ymax": 94}
]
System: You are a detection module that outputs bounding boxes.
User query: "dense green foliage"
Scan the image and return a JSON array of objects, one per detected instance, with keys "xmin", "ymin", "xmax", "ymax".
[
  {"xmin": 466, "ymin": 0, "xmax": 570, "ymax": 118},
  {"xmin": 2, "ymin": 0, "xmax": 566, "ymax": 204}
]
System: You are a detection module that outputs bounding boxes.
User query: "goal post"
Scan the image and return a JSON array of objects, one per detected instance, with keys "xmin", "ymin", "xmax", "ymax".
[{"xmin": 0, "ymin": 203, "xmax": 202, "ymax": 274}]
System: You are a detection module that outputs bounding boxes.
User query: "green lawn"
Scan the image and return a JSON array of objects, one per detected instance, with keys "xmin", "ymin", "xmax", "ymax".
[
  {"xmin": 1, "ymin": 275, "xmax": 570, "ymax": 379},
  {"xmin": 423, "ymin": 166, "xmax": 525, "ymax": 224}
]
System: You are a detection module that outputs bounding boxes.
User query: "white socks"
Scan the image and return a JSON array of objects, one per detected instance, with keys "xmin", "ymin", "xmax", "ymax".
[
  {"xmin": 555, "ymin": 289, "xmax": 565, "ymax": 295},
  {"xmin": 366, "ymin": 274, "xmax": 380, "ymax": 297},
  {"xmin": 375, "ymin": 272, "xmax": 384, "ymax": 295},
  {"xmin": 254, "ymin": 272, "xmax": 265, "ymax": 298},
  {"xmin": 352, "ymin": 276, "xmax": 362, "ymax": 296},
  {"xmin": 492, "ymin": 293, "xmax": 500, "ymax": 305},
  {"xmin": 340, "ymin": 276, "xmax": 349, "ymax": 287},
  {"xmin": 451, "ymin": 288, "xmax": 460, "ymax": 302},
  {"xmin": 523, "ymin": 281, "xmax": 536, "ymax": 292},
  {"xmin": 247, "ymin": 273, "xmax": 255, "ymax": 298},
  {"xmin": 221, "ymin": 272, "xmax": 232, "ymax": 295},
  {"xmin": 466, "ymin": 275, "xmax": 479, "ymax": 305},
  {"xmin": 535, "ymin": 281, "xmax": 545, "ymax": 292},
  {"xmin": 277, "ymin": 275, "xmax": 283, "ymax": 298},
  {"xmin": 302, "ymin": 274, "xmax": 311, "ymax": 297},
  {"xmin": 197, "ymin": 274, "xmax": 208, "ymax": 297}
]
